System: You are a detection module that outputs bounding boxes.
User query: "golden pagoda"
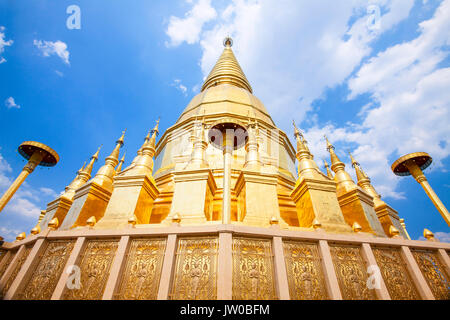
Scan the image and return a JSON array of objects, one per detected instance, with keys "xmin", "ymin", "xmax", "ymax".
[{"xmin": 0, "ymin": 37, "xmax": 449, "ymax": 301}]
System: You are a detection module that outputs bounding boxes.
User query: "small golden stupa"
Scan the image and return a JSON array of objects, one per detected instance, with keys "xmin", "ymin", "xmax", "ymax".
[{"xmin": 0, "ymin": 38, "xmax": 449, "ymax": 301}]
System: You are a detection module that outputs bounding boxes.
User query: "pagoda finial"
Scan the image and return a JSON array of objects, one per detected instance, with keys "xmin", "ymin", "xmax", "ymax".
[
  {"xmin": 291, "ymin": 120, "xmax": 314, "ymax": 164},
  {"xmin": 151, "ymin": 118, "xmax": 160, "ymax": 136},
  {"xmin": 91, "ymin": 131, "xmax": 126, "ymax": 187},
  {"xmin": 147, "ymin": 119, "xmax": 160, "ymax": 151},
  {"xmin": 293, "ymin": 120, "xmax": 301, "ymax": 138},
  {"xmin": 63, "ymin": 159, "xmax": 88, "ymax": 196},
  {"xmin": 223, "ymin": 36, "xmax": 233, "ymax": 47},
  {"xmin": 82, "ymin": 145, "xmax": 102, "ymax": 175},
  {"xmin": 349, "ymin": 152, "xmax": 358, "ymax": 168},
  {"xmin": 116, "ymin": 152, "xmax": 126, "ymax": 173},
  {"xmin": 348, "ymin": 151, "xmax": 369, "ymax": 182},
  {"xmin": 347, "ymin": 151, "xmax": 383, "ymax": 205},
  {"xmin": 201, "ymin": 37, "xmax": 252, "ymax": 93},
  {"xmin": 324, "ymin": 160, "xmax": 333, "ymax": 179},
  {"xmin": 77, "ymin": 161, "xmax": 86, "ymax": 175},
  {"xmin": 324, "ymin": 135, "xmax": 334, "ymax": 151},
  {"xmin": 324, "ymin": 135, "xmax": 342, "ymax": 167},
  {"xmin": 117, "ymin": 129, "xmax": 126, "ymax": 146},
  {"xmin": 108, "ymin": 130, "xmax": 126, "ymax": 164}
]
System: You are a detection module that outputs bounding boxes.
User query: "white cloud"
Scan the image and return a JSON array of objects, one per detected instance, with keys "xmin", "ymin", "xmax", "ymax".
[
  {"xmin": 184, "ymin": 0, "xmax": 415, "ymax": 126},
  {"xmin": 0, "ymin": 26, "xmax": 13, "ymax": 64},
  {"xmin": 0, "ymin": 151, "xmax": 12, "ymax": 189},
  {"xmin": 6, "ymin": 197, "xmax": 41, "ymax": 218},
  {"xmin": 33, "ymin": 39, "xmax": 70, "ymax": 65},
  {"xmin": 164, "ymin": 0, "xmax": 450, "ymax": 200},
  {"xmin": 40, "ymin": 187, "xmax": 58, "ymax": 198},
  {"xmin": 5, "ymin": 96, "xmax": 20, "ymax": 109},
  {"xmin": 0, "ymin": 226, "xmax": 21, "ymax": 242},
  {"xmin": 165, "ymin": 0, "xmax": 217, "ymax": 47},
  {"xmin": 55, "ymin": 70, "xmax": 64, "ymax": 77},
  {"xmin": 171, "ymin": 79, "xmax": 188, "ymax": 95}
]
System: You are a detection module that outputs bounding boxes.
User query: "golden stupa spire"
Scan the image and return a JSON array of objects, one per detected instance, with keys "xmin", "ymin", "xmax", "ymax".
[
  {"xmin": 63, "ymin": 161, "xmax": 87, "ymax": 196},
  {"xmin": 127, "ymin": 119, "xmax": 160, "ymax": 175},
  {"xmin": 78, "ymin": 161, "xmax": 86, "ymax": 174},
  {"xmin": 81, "ymin": 145, "xmax": 101, "ymax": 177},
  {"xmin": 201, "ymin": 36, "xmax": 252, "ymax": 93},
  {"xmin": 324, "ymin": 135, "xmax": 342, "ymax": 166},
  {"xmin": 349, "ymin": 152, "xmax": 368, "ymax": 182},
  {"xmin": 92, "ymin": 131, "xmax": 126, "ymax": 187},
  {"xmin": 116, "ymin": 153, "xmax": 126, "ymax": 173},
  {"xmin": 108, "ymin": 129, "xmax": 126, "ymax": 163},
  {"xmin": 293, "ymin": 120, "xmax": 311, "ymax": 158},
  {"xmin": 324, "ymin": 160, "xmax": 333, "ymax": 179},
  {"xmin": 349, "ymin": 152, "xmax": 384, "ymax": 206},
  {"xmin": 147, "ymin": 118, "xmax": 160, "ymax": 153},
  {"xmin": 324, "ymin": 135, "xmax": 357, "ymax": 194}
]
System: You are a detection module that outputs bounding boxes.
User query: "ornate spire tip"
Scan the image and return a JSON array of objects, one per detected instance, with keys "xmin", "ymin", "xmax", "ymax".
[{"xmin": 223, "ymin": 36, "xmax": 233, "ymax": 47}]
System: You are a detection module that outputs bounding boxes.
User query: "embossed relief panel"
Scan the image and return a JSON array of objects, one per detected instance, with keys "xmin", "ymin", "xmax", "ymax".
[
  {"xmin": 116, "ymin": 238, "xmax": 166, "ymax": 300},
  {"xmin": 232, "ymin": 237, "xmax": 276, "ymax": 300},
  {"xmin": 372, "ymin": 247, "xmax": 419, "ymax": 300},
  {"xmin": 283, "ymin": 241, "xmax": 328, "ymax": 300},
  {"xmin": 170, "ymin": 237, "xmax": 218, "ymax": 300},
  {"xmin": 0, "ymin": 250, "xmax": 16, "ymax": 279},
  {"xmin": 412, "ymin": 249, "xmax": 450, "ymax": 300},
  {"xmin": 1, "ymin": 246, "xmax": 32, "ymax": 297},
  {"xmin": 19, "ymin": 240, "xmax": 75, "ymax": 300},
  {"xmin": 0, "ymin": 250, "xmax": 6, "ymax": 264},
  {"xmin": 329, "ymin": 244, "xmax": 376, "ymax": 300},
  {"xmin": 63, "ymin": 240, "xmax": 118, "ymax": 300}
]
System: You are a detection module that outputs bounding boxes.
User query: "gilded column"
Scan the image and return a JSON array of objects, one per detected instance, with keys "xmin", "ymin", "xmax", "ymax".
[{"xmin": 222, "ymin": 129, "xmax": 233, "ymax": 224}]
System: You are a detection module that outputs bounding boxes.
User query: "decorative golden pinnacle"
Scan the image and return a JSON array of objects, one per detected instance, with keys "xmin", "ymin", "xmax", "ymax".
[
  {"xmin": 423, "ymin": 228, "xmax": 435, "ymax": 241},
  {"xmin": 172, "ymin": 213, "xmax": 181, "ymax": 224},
  {"xmin": 270, "ymin": 216, "xmax": 279, "ymax": 225},
  {"xmin": 312, "ymin": 219, "xmax": 322, "ymax": 229},
  {"xmin": 352, "ymin": 222, "xmax": 362, "ymax": 233},
  {"xmin": 86, "ymin": 216, "xmax": 97, "ymax": 227},
  {"xmin": 16, "ymin": 232, "xmax": 26, "ymax": 241},
  {"xmin": 389, "ymin": 225, "xmax": 400, "ymax": 237},
  {"xmin": 128, "ymin": 215, "xmax": 137, "ymax": 226},
  {"xmin": 30, "ymin": 225, "xmax": 41, "ymax": 235},
  {"xmin": 48, "ymin": 217, "xmax": 59, "ymax": 230}
]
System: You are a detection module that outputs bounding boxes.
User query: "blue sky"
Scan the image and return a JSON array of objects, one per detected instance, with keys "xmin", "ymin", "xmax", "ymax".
[{"xmin": 0, "ymin": 0, "xmax": 449, "ymax": 242}]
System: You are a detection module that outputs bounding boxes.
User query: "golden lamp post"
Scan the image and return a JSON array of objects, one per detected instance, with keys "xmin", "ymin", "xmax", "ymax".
[
  {"xmin": 209, "ymin": 121, "xmax": 247, "ymax": 224},
  {"xmin": 391, "ymin": 152, "xmax": 449, "ymax": 226},
  {"xmin": 0, "ymin": 141, "xmax": 59, "ymax": 213}
]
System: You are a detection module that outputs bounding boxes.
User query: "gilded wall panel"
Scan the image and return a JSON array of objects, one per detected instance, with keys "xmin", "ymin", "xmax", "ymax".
[
  {"xmin": 330, "ymin": 245, "xmax": 376, "ymax": 300},
  {"xmin": 283, "ymin": 241, "xmax": 328, "ymax": 300},
  {"xmin": 0, "ymin": 250, "xmax": 16, "ymax": 279},
  {"xmin": 372, "ymin": 247, "xmax": 419, "ymax": 300},
  {"xmin": 63, "ymin": 240, "xmax": 118, "ymax": 300},
  {"xmin": 1, "ymin": 246, "xmax": 32, "ymax": 297},
  {"xmin": 232, "ymin": 237, "xmax": 276, "ymax": 300},
  {"xmin": 412, "ymin": 249, "xmax": 450, "ymax": 300},
  {"xmin": 0, "ymin": 249, "xmax": 6, "ymax": 264},
  {"xmin": 116, "ymin": 238, "xmax": 166, "ymax": 300},
  {"xmin": 20, "ymin": 240, "xmax": 75, "ymax": 300},
  {"xmin": 169, "ymin": 237, "xmax": 218, "ymax": 300}
]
